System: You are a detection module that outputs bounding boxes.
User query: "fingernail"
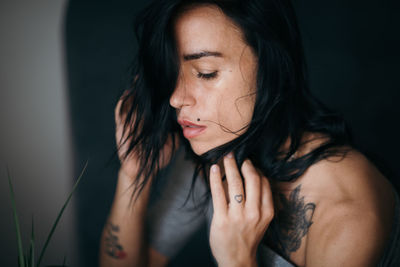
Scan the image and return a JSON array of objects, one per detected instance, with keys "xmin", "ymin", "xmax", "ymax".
[
  {"xmin": 226, "ymin": 152, "xmax": 233, "ymax": 158},
  {"xmin": 211, "ymin": 164, "xmax": 219, "ymax": 173}
]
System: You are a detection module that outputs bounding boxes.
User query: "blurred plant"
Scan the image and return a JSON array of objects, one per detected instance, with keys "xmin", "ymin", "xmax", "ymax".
[{"xmin": 7, "ymin": 161, "xmax": 88, "ymax": 267}]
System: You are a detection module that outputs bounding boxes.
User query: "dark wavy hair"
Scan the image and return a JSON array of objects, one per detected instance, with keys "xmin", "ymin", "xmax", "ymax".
[{"xmin": 117, "ymin": 0, "xmax": 352, "ymax": 225}]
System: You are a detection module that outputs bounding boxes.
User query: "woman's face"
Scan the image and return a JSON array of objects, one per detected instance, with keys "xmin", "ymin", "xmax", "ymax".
[{"xmin": 170, "ymin": 5, "xmax": 258, "ymax": 155}]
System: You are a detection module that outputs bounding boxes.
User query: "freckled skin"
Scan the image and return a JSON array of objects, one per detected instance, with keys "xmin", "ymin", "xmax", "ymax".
[{"xmin": 170, "ymin": 5, "xmax": 258, "ymax": 155}]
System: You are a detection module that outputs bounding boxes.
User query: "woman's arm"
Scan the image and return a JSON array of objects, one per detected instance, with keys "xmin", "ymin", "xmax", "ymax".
[
  {"xmin": 99, "ymin": 169, "xmax": 170, "ymax": 267},
  {"xmin": 303, "ymin": 150, "xmax": 395, "ymax": 266},
  {"xmin": 99, "ymin": 95, "xmax": 172, "ymax": 267},
  {"xmin": 99, "ymin": 169, "xmax": 160, "ymax": 267},
  {"xmin": 305, "ymin": 202, "xmax": 390, "ymax": 267}
]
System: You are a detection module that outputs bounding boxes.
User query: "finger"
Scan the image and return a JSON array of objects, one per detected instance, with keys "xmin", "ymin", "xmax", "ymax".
[
  {"xmin": 223, "ymin": 152, "xmax": 245, "ymax": 208},
  {"xmin": 114, "ymin": 99, "xmax": 123, "ymax": 125},
  {"xmin": 115, "ymin": 90, "xmax": 133, "ymax": 125},
  {"xmin": 260, "ymin": 176, "xmax": 274, "ymax": 221},
  {"xmin": 159, "ymin": 133, "xmax": 180, "ymax": 168},
  {"xmin": 241, "ymin": 159, "xmax": 261, "ymax": 210},
  {"xmin": 115, "ymin": 100, "xmax": 126, "ymax": 146},
  {"xmin": 210, "ymin": 164, "xmax": 228, "ymax": 215}
]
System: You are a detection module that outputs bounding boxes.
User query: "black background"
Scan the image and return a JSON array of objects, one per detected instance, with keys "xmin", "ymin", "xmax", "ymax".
[{"xmin": 65, "ymin": 1, "xmax": 400, "ymax": 266}]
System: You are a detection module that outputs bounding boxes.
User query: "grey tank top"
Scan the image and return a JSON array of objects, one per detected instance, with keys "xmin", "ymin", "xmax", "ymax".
[{"xmin": 146, "ymin": 148, "xmax": 400, "ymax": 266}]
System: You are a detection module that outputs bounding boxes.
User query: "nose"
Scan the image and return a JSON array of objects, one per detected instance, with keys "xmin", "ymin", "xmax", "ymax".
[{"xmin": 169, "ymin": 73, "xmax": 195, "ymax": 109}]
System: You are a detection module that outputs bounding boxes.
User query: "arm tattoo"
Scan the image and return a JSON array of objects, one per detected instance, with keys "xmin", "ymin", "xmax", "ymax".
[
  {"xmin": 105, "ymin": 222, "xmax": 127, "ymax": 259},
  {"xmin": 272, "ymin": 184, "xmax": 316, "ymax": 259}
]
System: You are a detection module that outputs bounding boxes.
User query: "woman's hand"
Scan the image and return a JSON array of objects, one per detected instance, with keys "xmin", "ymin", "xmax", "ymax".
[
  {"xmin": 209, "ymin": 152, "xmax": 274, "ymax": 267},
  {"xmin": 114, "ymin": 91, "xmax": 177, "ymax": 180},
  {"xmin": 115, "ymin": 92, "xmax": 139, "ymax": 178}
]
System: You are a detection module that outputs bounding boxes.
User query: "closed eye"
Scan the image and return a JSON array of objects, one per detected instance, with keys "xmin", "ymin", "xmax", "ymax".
[{"xmin": 197, "ymin": 71, "xmax": 218, "ymax": 80}]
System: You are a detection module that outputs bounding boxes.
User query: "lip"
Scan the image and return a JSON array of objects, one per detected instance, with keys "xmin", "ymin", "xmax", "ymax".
[
  {"xmin": 177, "ymin": 119, "xmax": 207, "ymax": 139},
  {"xmin": 177, "ymin": 119, "xmax": 206, "ymax": 128}
]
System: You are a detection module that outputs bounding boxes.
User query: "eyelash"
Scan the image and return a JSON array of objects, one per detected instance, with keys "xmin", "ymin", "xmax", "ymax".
[{"xmin": 197, "ymin": 71, "xmax": 218, "ymax": 80}]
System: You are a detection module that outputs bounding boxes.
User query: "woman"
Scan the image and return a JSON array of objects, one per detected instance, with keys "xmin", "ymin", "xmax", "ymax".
[{"xmin": 100, "ymin": 0, "xmax": 399, "ymax": 266}]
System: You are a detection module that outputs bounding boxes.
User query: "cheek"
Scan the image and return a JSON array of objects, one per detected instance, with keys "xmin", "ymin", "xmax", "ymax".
[
  {"xmin": 233, "ymin": 94, "xmax": 255, "ymax": 122},
  {"xmin": 189, "ymin": 88, "xmax": 255, "ymax": 155},
  {"xmin": 214, "ymin": 88, "xmax": 255, "ymax": 132}
]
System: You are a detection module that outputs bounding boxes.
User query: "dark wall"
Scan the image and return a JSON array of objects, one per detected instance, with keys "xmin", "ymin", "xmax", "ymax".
[
  {"xmin": 65, "ymin": 1, "xmax": 141, "ymax": 266},
  {"xmin": 65, "ymin": 1, "xmax": 400, "ymax": 266},
  {"xmin": 294, "ymin": 1, "xmax": 400, "ymax": 190}
]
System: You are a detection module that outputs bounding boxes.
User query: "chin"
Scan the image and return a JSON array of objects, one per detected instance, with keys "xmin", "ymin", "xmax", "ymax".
[
  {"xmin": 189, "ymin": 142, "xmax": 214, "ymax": 156},
  {"xmin": 190, "ymin": 145, "xmax": 208, "ymax": 156},
  {"xmin": 189, "ymin": 139, "xmax": 226, "ymax": 156}
]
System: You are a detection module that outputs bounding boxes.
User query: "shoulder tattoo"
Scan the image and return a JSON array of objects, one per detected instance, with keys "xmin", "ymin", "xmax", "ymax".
[{"xmin": 273, "ymin": 184, "xmax": 316, "ymax": 259}]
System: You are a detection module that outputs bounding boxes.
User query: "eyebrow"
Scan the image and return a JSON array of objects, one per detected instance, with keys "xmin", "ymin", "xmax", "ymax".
[{"xmin": 183, "ymin": 51, "xmax": 223, "ymax": 61}]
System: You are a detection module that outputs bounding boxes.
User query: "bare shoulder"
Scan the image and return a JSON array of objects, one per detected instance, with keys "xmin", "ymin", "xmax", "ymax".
[
  {"xmin": 302, "ymin": 148, "xmax": 396, "ymax": 266},
  {"xmin": 304, "ymin": 148, "xmax": 395, "ymax": 211}
]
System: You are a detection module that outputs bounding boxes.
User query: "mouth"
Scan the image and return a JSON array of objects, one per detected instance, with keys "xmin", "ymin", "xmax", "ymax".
[{"xmin": 177, "ymin": 119, "xmax": 207, "ymax": 139}]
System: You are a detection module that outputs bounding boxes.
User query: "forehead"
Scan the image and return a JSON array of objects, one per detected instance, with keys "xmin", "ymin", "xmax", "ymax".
[{"xmin": 173, "ymin": 5, "xmax": 245, "ymax": 55}]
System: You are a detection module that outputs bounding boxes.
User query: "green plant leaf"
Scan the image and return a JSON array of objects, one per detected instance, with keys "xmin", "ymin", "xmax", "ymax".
[
  {"xmin": 29, "ymin": 215, "xmax": 35, "ymax": 267},
  {"xmin": 7, "ymin": 167, "xmax": 25, "ymax": 267},
  {"xmin": 37, "ymin": 160, "xmax": 88, "ymax": 267}
]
